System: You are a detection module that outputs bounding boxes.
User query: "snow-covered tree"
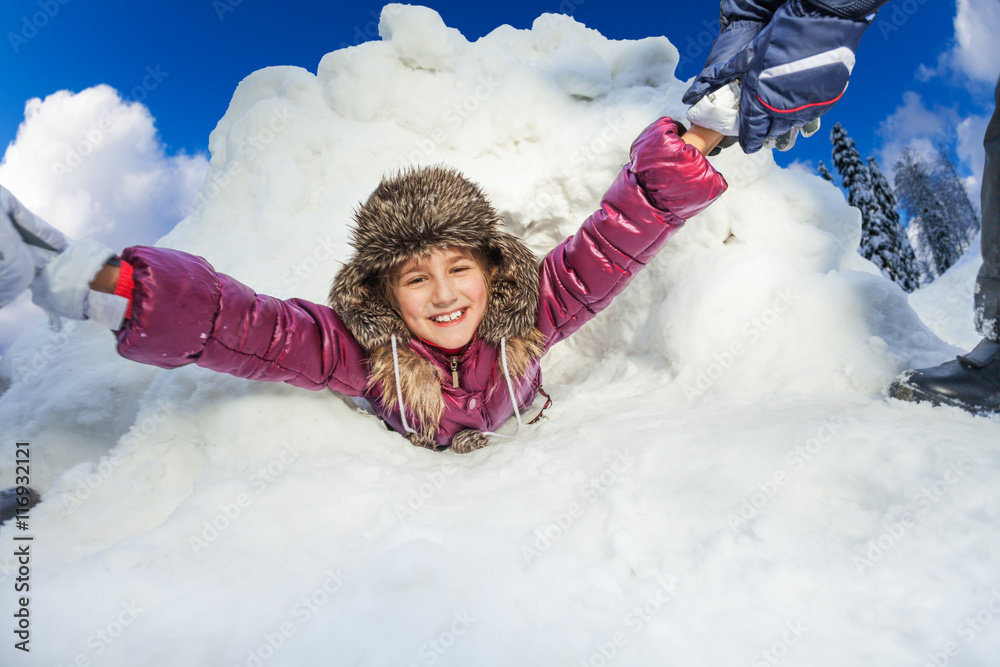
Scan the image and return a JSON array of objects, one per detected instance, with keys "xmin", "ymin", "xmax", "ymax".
[
  {"xmin": 932, "ymin": 145, "xmax": 980, "ymax": 249},
  {"xmin": 906, "ymin": 216, "xmax": 935, "ymax": 280},
  {"xmin": 893, "ymin": 148, "xmax": 966, "ymax": 279},
  {"xmin": 866, "ymin": 156, "xmax": 920, "ymax": 291},
  {"xmin": 817, "ymin": 160, "xmax": 834, "ymax": 183},
  {"xmin": 830, "ymin": 123, "xmax": 916, "ymax": 290},
  {"xmin": 831, "ymin": 123, "xmax": 877, "ymax": 225}
]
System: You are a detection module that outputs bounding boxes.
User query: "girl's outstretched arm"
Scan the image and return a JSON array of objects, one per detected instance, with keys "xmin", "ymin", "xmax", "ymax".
[
  {"xmin": 114, "ymin": 246, "xmax": 370, "ymax": 395},
  {"xmin": 536, "ymin": 116, "xmax": 728, "ymax": 348},
  {"xmin": 87, "ymin": 244, "xmax": 370, "ymax": 396}
]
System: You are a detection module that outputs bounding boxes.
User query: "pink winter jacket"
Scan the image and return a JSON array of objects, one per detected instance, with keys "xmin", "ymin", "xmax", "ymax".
[{"xmin": 116, "ymin": 117, "xmax": 727, "ymax": 445}]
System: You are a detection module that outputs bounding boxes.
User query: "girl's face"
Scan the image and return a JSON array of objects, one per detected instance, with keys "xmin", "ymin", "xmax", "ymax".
[{"xmin": 394, "ymin": 247, "xmax": 488, "ymax": 350}]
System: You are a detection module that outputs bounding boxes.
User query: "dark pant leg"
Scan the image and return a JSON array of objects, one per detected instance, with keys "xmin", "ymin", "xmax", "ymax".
[{"xmin": 974, "ymin": 77, "xmax": 1000, "ymax": 341}]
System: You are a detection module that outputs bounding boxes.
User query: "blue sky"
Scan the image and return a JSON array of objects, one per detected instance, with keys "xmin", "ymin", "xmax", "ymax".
[{"xmin": 1, "ymin": 0, "xmax": 997, "ymax": 225}]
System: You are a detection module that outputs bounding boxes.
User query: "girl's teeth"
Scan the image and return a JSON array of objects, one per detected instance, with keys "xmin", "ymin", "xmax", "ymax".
[{"xmin": 433, "ymin": 309, "xmax": 464, "ymax": 322}]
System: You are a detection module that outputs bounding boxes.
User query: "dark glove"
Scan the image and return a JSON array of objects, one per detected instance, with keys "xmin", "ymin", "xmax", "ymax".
[
  {"xmin": 684, "ymin": 0, "xmax": 890, "ymax": 154},
  {"xmin": 682, "ymin": 0, "xmax": 783, "ymax": 111},
  {"xmin": 738, "ymin": 0, "xmax": 886, "ymax": 153}
]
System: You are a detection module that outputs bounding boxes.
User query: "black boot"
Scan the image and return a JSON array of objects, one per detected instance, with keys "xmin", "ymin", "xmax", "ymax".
[
  {"xmin": 889, "ymin": 339, "xmax": 1000, "ymax": 415},
  {"xmin": 0, "ymin": 487, "xmax": 40, "ymax": 525}
]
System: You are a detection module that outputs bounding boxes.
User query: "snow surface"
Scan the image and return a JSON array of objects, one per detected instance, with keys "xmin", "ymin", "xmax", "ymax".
[
  {"xmin": 2, "ymin": 5, "xmax": 999, "ymax": 666},
  {"xmin": 909, "ymin": 234, "xmax": 984, "ymax": 351}
]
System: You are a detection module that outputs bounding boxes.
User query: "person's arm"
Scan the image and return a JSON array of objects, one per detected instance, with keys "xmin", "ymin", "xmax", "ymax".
[
  {"xmin": 682, "ymin": 125, "xmax": 724, "ymax": 156},
  {"xmin": 535, "ymin": 117, "xmax": 728, "ymax": 349},
  {"xmin": 684, "ymin": 0, "xmax": 891, "ymax": 154},
  {"xmin": 1, "ymin": 184, "xmax": 128, "ymax": 327},
  {"xmin": 0, "ymin": 202, "xmax": 36, "ymax": 307},
  {"xmin": 92, "ymin": 246, "xmax": 371, "ymax": 397}
]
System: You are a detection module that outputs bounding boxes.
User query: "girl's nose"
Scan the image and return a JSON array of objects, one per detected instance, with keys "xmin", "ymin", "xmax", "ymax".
[{"xmin": 431, "ymin": 276, "xmax": 457, "ymax": 305}]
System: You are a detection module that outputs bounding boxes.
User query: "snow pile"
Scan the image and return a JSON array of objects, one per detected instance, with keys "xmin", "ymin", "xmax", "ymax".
[
  {"xmin": 2, "ymin": 6, "xmax": 998, "ymax": 666},
  {"xmin": 908, "ymin": 234, "xmax": 983, "ymax": 351}
]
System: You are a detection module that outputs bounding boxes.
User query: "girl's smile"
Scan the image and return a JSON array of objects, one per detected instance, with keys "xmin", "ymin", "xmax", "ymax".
[{"xmin": 430, "ymin": 307, "xmax": 468, "ymax": 324}]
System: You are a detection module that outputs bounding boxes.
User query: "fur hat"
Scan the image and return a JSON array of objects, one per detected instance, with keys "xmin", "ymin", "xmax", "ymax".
[{"xmin": 328, "ymin": 166, "xmax": 546, "ymax": 449}]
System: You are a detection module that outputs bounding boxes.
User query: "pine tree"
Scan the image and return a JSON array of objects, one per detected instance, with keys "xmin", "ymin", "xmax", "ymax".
[
  {"xmin": 905, "ymin": 217, "xmax": 935, "ymax": 280},
  {"xmin": 866, "ymin": 156, "xmax": 920, "ymax": 291},
  {"xmin": 817, "ymin": 160, "xmax": 834, "ymax": 183},
  {"xmin": 831, "ymin": 123, "xmax": 878, "ymax": 223},
  {"xmin": 830, "ymin": 123, "xmax": 911, "ymax": 289},
  {"xmin": 932, "ymin": 145, "xmax": 980, "ymax": 250},
  {"xmin": 893, "ymin": 148, "xmax": 961, "ymax": 279}
]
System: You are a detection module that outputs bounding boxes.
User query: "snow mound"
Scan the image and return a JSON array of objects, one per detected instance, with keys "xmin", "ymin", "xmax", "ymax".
[
  {"xmin": 908, "ymin": 233, "xmax": 983, "ymax": 351},
  {"xmin": 1, "ymin": 5, "xmax": 998, "ymax": 666}
]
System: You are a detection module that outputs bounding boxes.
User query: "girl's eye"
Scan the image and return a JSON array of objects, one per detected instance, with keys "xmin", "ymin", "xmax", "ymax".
[
  {"xmin": 405, "ymin": 276, "xmax": 426, "ymax": 286},
  {"xmin": 452, "ymin": 265, "xmax": 471, "ymax": 274}
]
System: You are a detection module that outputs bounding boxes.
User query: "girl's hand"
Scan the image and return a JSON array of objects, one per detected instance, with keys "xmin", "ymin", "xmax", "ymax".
[
  {"xmin": 30, "ymin": 239, "xmax": 122, "ymax": 324},
  {"xmin": 89, "ymin": 262, "xmax": 120, "ymax": 293},
  {"xmin": 682, "ymin": 124, "xmax": 724, "ymax": 156}
]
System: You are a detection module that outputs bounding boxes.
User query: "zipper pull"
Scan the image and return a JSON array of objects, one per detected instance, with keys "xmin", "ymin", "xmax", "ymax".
[{"xmin": 450, "ymin": 356, "xmax": 459, "ymax": 388}]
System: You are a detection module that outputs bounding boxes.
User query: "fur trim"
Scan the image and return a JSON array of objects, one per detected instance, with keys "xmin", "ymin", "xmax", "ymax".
[
  {"xmin": 452, "ymin": 430, "xmax": 489, "ymax": 454},
  {"xmin": 407, "ymin": 432, "xmax": 444, "ymax": 451},
  {"xmin": 500, "ymin": 329, "xmax": 547, "ymax": 380},
  {"xmin": 368, "ymin": 331, "xmax": 545, "ymax": 448},
  {"xmin": 328, "ymin": 166, "xmax": 546, "ymax": 447},
  {"xmin": 367, "ymin": 344, "xmax": 446, "ymax": 439}
]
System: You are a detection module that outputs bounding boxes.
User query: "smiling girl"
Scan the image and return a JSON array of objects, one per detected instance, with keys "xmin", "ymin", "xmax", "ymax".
[{"xmin": 2, "ymin": 119, "xmax": 726, "ymax": 453}]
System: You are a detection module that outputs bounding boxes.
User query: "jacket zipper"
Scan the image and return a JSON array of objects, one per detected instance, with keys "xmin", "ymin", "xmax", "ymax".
[{"xmin": 450, "ymin": 356, "xmax": 459, "ymax": 388}]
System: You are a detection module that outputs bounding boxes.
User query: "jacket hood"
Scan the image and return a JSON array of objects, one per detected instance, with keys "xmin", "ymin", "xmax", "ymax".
[{"xmin": 327, "ymin": 166, "xmax": 546, "ymax": 449}]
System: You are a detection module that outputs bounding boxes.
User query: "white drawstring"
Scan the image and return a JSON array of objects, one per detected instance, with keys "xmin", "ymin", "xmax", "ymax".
[
  {"xmin": 483, "ymin": 337, "xmax": 522, "ymax": 439},
  {"xmin": 391, "ymin": 335, "xmax": 418, "ymax": 434},
  {"xmin": 391, "ymin": 335, "xmax": 522, "ymax": 440}
]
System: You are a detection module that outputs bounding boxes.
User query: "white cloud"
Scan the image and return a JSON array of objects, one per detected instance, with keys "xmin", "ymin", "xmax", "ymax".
[
  {"xmin": 916, "ymin": 0, "xmax": 1000, "ymax": 87},
  {"xmin": 876, "ymin": 91, "xmax": 953, "ymax": 177},
  {"xmin": 784, "ymin": 159, "xmax": 815, "ymax": 174},
  {"xmin": 0, "ymin": 85, "xmax": 209, "ymax": 351},
  {"xmin": 0, "ymin": 85, "xmax": 208, "ymax": 246},
  {"xmin": 946, "ymin": 0, "xmax": 997, "ymax": 211},
  {"xmin": 875, "ymin": 0, "xmax": 998, "ymax": 222},
  {"xmin": 875, "ymin": 90, "xmax": 986, "ymax": 224},
  {"xmin": 887, "ymin": 91, "xmax": 951, "ymax": 137},
  {"xmin": 950, "ymin": 0, "xmax": 1000, "ymax": 85}
]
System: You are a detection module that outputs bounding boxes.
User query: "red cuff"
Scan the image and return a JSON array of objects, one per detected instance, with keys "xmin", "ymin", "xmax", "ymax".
[{"xmin": 114, "ymin": 260, "xmax": 135, "ymax": 319}]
